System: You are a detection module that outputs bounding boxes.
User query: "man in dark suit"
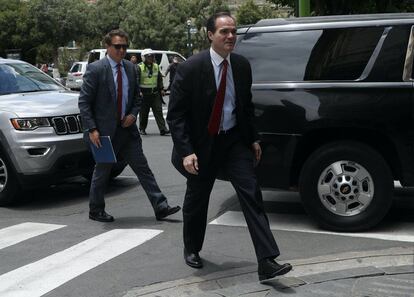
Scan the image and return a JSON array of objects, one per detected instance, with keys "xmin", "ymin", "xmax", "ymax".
[
  {"xmin": 167, "ymin": 12, "xmax": 292, "ymax": 281},
  {"xmin": 79, "ymin": 29, "xmax": 180, "ymax": 223}
]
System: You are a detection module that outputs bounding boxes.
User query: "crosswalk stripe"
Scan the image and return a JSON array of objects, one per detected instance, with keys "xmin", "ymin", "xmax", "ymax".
[
  {"xmin": 148, "ymin": 109, "xmax": 167, "ymax": 120},
  {"xmin": 0, "ymin": 222, "xmax": 65, "ymax": 250},
  {"xmin": 210, "ymin": 211, "xmax": 414, "ymax": 243},
  {"xmin": 0, "ymin": 228, "xmax": 162, "ymax": 297}
]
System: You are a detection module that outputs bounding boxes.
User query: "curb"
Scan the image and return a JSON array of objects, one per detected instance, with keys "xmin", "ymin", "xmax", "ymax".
[{"xmin": 122, "ymin": 247, "xmax": 414, "ymax": 297}]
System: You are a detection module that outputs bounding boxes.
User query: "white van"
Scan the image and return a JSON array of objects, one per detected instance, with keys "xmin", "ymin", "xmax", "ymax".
[{"xmin": 87, "ymin": 49, "xmax": 185, "ymax": 89}]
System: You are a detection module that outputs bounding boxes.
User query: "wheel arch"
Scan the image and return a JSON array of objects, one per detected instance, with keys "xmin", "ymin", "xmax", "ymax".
[{"xmin": 290, "ymin": 127, "xmax": 401, "ymax": 187}]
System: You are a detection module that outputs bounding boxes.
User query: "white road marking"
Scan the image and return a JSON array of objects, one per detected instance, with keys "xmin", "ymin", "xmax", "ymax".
[
  {"xmin": 0, "ymin": 229, "xmax": 162, "ymax": 297},
  {"xmin": 0, "ymin": 222, "xmax": 65, "ymax": 250},
  {"xmin": 148, "ymin": 109, "xmax": 167, "ymax": 120},
  {"xmin": 210, "ymin": 211, "xmax": 414, "ymax": 243}
]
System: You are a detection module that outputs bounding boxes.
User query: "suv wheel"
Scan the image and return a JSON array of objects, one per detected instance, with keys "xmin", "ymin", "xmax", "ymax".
[
  {"xmin": 0, "ymin": 153, "xmax": 19, "ymax": 206},
  {"xmin": 299, "ymin": 141, "xmax": 393, "ymax": 231}
]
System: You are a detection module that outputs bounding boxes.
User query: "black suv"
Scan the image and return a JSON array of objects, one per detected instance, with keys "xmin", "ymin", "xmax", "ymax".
[{"xmin": 235, "ymin": 13, "xmax": 414, "ymax": 231}]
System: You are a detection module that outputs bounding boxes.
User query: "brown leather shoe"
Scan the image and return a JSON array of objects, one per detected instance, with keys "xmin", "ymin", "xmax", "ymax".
[
  {"xmin": 155, "ymin": 205, "xmax": 181, "ymax": 220},
  {"xmin": 258, "ymin": 258, "xmax": 292, "ymax": 281},
  {"xmin": 184, "ymin": 249, "xmax": 203, "ymax": 268},
  {"xmin": 89, "ymin": 211, "xmax": 114, "ymax": 222}
]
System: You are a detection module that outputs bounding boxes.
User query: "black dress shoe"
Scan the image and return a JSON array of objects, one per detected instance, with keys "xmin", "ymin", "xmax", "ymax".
[
  {"xmin": 155, "ymin": 205, "xmax": 181, "ymax": 220},
  {"xmin": 184, "ymin": 249, "xmax": 203, "ymax": 268},
  {"xmin": 139, "ymin": 129, "xmax": 147, "ymax": 135},
  {"xmin": 160, "ymin": 129, "xmax": 170, "ymax": 136},
  {"xmin": 258, "ymin": 258, "xmax": 292, "ymax": 281},
  {"xmin": 89, "ymin": 211, "xmax": 114, "ymax": 222}
]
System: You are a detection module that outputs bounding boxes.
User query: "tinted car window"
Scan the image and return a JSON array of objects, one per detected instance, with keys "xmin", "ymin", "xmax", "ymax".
[
  {"xmin": 366, "ymin": 25, "xmax": 410, "ymax": 82},
  {"xmin": 154, "ymin": 54, "xmax": 162, "ymax": 64},
  {"xmin": 69, "ymin": 63, "xmax": 80, "ymax": 73},
  {"xmin": 237, "ymin": 27, "xmax": 383, "ymax": 82},
  {"xmin": 88, "ymin": 52, "xmax": 101, "ymax": 64},
  {"xmin": 167, "ymin": 54, "xmax": 185, "ymax": 63},
  {"xmin": 125, "ymin": 53, "xmax": 143, "ymax": 64}
]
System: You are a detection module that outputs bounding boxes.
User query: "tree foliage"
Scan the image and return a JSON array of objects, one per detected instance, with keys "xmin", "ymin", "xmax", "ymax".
[
  {"xmin": 4, "ymin": 0, "xmax": 414, "ymax": 66},
  {"xmin": 121, "ymin": 0, "xmax": 229, "ymax": 55},
  {"xmin": 237, "ymin": 0, "xmax": 281, "ymax": 25}
]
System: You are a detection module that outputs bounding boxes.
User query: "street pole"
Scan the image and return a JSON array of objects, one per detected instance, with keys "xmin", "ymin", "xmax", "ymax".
[
  {"xmin": 186, "ymin": 19, "xmax": 192, "ymax": 58},
  {"xmin": 298, "ymin": 0, "xmax": 310, "ymax": 17}
]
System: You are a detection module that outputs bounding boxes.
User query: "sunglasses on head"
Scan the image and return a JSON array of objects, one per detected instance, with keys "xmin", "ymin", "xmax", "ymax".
[{"xmin": 112, "ymin": 44, "xmax": 128, "ymax": 50}]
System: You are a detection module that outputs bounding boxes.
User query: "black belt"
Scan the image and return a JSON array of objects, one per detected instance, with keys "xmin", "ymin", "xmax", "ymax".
[{"xmin": 218, "ymin": 126, "xmax": 237, "ymax": 135}]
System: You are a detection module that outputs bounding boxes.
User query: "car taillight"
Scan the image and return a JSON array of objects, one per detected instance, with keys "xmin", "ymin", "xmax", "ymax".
[{"xmin": 73, "ymin": 72, "xmax": 82, "ymax": 77}]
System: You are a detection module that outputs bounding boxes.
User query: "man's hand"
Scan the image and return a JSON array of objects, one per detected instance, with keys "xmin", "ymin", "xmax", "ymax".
[
  {"xmin": 160, "ymin": 89, "xmax": 166, "ymax": 97},
  {"xmin": 183, "ymin": 153, "xmax": 199, "ymax": 175},
  {"xmin": 121, "ymin": 114, "xmax": 136, "ymax": 128},
  {"xmin": 89, "ymin": 129, "xmax": 101, "ymax": 148},
  {"xmin": 252, "ymin": 142, "xmax": 262, "ymax": 166}
]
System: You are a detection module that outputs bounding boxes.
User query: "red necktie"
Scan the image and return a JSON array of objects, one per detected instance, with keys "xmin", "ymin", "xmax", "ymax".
[
  {"xmin": 208, "ymin": 59, "xmax": 228, "ymax": 135},
  {"xmin": 116, "ymin": 63, "xmax": 123, "ymax": 120}
]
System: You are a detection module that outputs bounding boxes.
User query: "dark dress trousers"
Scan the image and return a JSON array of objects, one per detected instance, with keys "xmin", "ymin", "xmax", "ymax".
[
  {"xmin": 79, "ymin": 57, "xmax": 168, "ymax": 214},
  {"xmin": 167, "ymin": 50, "xmax": 280, "ymax": 261}
]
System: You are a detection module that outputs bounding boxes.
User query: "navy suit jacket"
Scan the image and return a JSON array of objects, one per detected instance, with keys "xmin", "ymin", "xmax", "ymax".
[
  {"xmin": 78, "ymin": 57, "xmax": 140, "ymax": 142},
  {"xmin": 167, "ymin": 50, "xmax": 258, "ymax": 177}
]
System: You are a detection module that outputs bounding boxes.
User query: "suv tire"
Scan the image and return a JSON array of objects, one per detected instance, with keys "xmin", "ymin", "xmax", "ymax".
[
  {"xmin": 0, "ymin": 152, "xmax": 20, "ymax": 206},
  {"xmin": 299, "ymin": 141, "xmax": 393, "ymax": 231}
]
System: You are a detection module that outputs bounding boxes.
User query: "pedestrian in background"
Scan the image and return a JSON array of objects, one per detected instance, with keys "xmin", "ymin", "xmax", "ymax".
[
  {"xmin": 79, "ymin": 29, "xmax": 180, "ymax": 223},
  {"xmin": 40, "ymin": 64, "xmax": 48, "ymax": 74},
  {"xmin": 130, "ymin": 54, "xmax": 138, "ymax": 65},
  {"xmin": 138, "ymin": 49, "xmax": 170, "ymax": 136},
  {"xmin": 164, "ymin": 56, "xmax": 180, "ymax": 91},
  {"xmin": 167, "ymin": 11, "xmax": 292, "ymax": 281}
]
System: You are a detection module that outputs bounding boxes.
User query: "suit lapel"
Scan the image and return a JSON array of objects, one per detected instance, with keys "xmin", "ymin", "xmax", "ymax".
[
  {"xmin": 201, "ymin": 51, "xmax": 217, "ymax": 109},
  {"xmin": 104, "ymin": 58, "xmax": 116, "ymax": 102}
]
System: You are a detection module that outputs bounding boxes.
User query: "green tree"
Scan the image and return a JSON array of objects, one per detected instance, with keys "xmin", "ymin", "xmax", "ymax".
[
  {"xmin": 237, "ymin": 0, "xmax": 279, "ymax": 25},
  {"xmin": 26, "ymin": 0, "xmax": 90, "ymax": 63},
  {"xmin": 237, "ymin": 0, "xmax": 264, "ymax": 25},
  {"xmin": 0, "ymin": 0, "xmax": 35, "ymax": 61},
  {"xmin": 121, "ymin": 0, "xmax": 229, "ymax": 55},
  {"xmin": 93, "ymin": 0, "xmax": 126, "ymax": 36}
]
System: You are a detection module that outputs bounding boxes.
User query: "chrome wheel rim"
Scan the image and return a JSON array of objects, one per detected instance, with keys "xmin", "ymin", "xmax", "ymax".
[
  {"xmin": 317, "ymin": 160, "xmax": 374, "ymax": 217},
  {"xmin": 0, "ymin": 158, "xmax": 8, "ymax": 192}
]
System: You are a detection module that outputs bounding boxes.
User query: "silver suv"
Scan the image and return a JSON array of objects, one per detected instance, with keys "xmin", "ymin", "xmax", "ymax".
[{"xmin": 0, "ymin": 58, "xmax": 94, "ymax": 205}]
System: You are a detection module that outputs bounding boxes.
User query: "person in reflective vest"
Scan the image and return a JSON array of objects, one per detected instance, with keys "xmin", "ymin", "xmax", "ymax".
[{"xmin": 138, "ymin": 48, "xmax": 170, "ymax": 136}]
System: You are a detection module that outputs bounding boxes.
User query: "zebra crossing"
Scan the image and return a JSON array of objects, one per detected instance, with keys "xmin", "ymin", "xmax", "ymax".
[
  {"xmin": 209, "ymin": 210, "xmax": 414, "ymax": 243},
  {"xmin": 147, "ymin": 107, "xmax": 167, "ymax": 121},
  {"xmin": 0, "ymin": 222, "xmax": 162, "ymax": 297}
]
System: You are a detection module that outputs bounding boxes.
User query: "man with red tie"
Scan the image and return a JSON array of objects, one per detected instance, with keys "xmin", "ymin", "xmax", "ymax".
[
  {"xmin": 167, "ymin": 12, "xmax": 292, "ymax": 281},
  {"xmin": 79, "ymin": 29, "xmax": 180, "ymax": 223}
]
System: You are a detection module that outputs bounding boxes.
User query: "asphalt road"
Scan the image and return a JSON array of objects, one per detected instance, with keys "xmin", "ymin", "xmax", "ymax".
[{"xmin": 0, "ymin": 111, "xmax": 413, "ymax": 297}]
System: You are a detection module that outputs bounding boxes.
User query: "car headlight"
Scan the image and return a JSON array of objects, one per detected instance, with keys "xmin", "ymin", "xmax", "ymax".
[{"xmin": 11, "ymin": 118, "xmax": 51, "ymax": 130}]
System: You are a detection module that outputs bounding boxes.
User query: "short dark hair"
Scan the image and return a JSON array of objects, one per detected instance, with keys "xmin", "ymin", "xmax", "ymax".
[
  {"xmin": 103, "ymin": 29, "xmax": 129, "ymax": 46},
  {"xmin": 206, "ymin": 11, "xmax": 234, "ymax": 35}
]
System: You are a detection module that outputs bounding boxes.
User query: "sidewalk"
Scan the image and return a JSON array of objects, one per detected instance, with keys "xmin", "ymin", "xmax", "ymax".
[{"xmin": 123, "ymin": 247, "xmax": 414, "ymax": 297}]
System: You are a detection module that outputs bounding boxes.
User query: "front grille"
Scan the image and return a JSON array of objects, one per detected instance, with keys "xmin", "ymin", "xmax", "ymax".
[{"xmin": 50, "ymin": 114, "xmax": 83, "ymax": 135}]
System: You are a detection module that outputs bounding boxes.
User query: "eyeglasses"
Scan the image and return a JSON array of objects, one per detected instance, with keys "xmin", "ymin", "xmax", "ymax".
[{"xmin": 111, "ymin": 44, "xmax": 128, "ymax": 50}]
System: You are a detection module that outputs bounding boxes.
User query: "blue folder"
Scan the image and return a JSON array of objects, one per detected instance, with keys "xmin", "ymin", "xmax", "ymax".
[{"xmin": 90, "ymin": 136, "xmax": 117, "ymax": 163}]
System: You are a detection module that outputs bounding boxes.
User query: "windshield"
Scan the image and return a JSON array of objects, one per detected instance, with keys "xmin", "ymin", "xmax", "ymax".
[{"xmin": 0, "ymin": 62, "xmax": 63, "ymax": 95}]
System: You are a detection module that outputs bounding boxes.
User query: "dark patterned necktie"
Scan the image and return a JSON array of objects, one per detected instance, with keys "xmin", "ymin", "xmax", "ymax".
[
  {"xmin": 117, "ymin": 63, "xmax": 123, "ymax": 120},
  {"xmin": 208, "ymin": 59, "xmax": 228, "ymax": 135}
]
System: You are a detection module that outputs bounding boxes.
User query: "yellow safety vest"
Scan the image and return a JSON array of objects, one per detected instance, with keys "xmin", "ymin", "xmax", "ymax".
[{"xmin": 139, "ymin": 62, "xmax": 159, "ymax": 88}]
